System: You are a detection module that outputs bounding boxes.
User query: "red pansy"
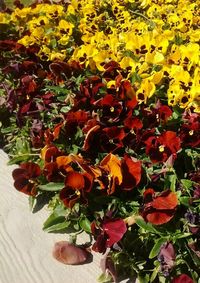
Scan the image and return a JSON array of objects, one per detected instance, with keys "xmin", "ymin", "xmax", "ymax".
[
  {"xmin": 180, "ymin": 112, "xmax": 200, "ymax": 148},
  {"xmin": 145, "ymin": 131, "xmax": 181, "ymax": 163},
  {"xmin": 60, "ymin": 171, "xmax": 93, "ymax": 208},
  {"xmin": 92, "ymin": 218, "xmax": 127, "ymax": 254},
  {"xmin": 94, "ymin": 94, "xmax": 123, "ymax": 123},
  {"xmin": 142, "ymin": 189, "xmax": 178, "ymax": 225},
  {"xmin": 12, "ymin": 162, "xmax": 41, "ymax": 196}
]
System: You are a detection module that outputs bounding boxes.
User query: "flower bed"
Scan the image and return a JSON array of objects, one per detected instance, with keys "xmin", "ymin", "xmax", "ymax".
[{"xmin": 0, "ymin": 0, "xmax": 199, "ymax": 282}]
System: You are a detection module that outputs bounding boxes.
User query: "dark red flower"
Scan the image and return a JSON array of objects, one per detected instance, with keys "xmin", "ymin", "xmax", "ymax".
[
  {"xmin": 180, "ymin": 112, "xmax": 200, "ymax": 148},
  {"xmin": 83, "ymin": 125, "xmax": 125, "ymax": 153},
  {"xmin": 77, "ymin": 76, "xmax": 105, "ymax": 108},
  {"xmin": 141, "ymin": 102, "xmax": 172, "ymax": 128},
  {"xmin": 94, "ymin": 94, "xmax": 123, "ymax": 123},
  {"xmin": 64, "ymin": 110, "xmax": 89, "ymax": 137},
  {"xmin": 171, "ymin": 274, "xmax": 194, "ymax": 283},
  {"xmin": 145, "ymin": 131, "xmax": 181, "ymax": 163},
  {"xmin": 12, "ymin": 162, "xmax": 41, "ymax": 196},
  {"xmin": 60, "ymin": 171, "xmax": 93, "ymax": 208},
  {"xmin": 121, "ymin": 155, "xmax": 141, "ymax": 190},
  {"xmin": 92, "ymin": 218, "xmax": 127, "ymax": 254},
  {"xmin": 141, "ymin": 189, "xmax": 178, "ymax": 225},
  {"xmin": 124, "ymin": 114, "xmax": 143, "ymax": 131},
  {"xmin": 41, "ymin": 145, "xmax": 62, "ymax": 162}
]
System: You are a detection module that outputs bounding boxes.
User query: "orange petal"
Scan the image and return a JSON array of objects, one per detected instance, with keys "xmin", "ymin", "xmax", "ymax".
[
  {"xmin": 100, "ymin": 153, "xmax": 122, "ymax": 185},
  {"xmin": 146, "ymin": 211, "xmax": 175, "ymax": 225},
  {"xmin": 152, "ymin": 191, "xmax": 178, "ymax": 210},
  {"xmin": 65, "ymin": 171, "xmax": 85, "ymax": 189}
]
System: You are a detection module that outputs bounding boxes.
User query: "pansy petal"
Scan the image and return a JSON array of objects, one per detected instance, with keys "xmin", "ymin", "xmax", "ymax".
[
  {"xmin": 103, "ymin": 219, "xmax": 127, "ymax": 247},
  {"xmin": 152, "ymin": 191, "xmax": 178, "ymax": 210},
  {"xmin": 121, "ymin": 155, "xmax": 141, "ymax": 190},
  {"xmin": 65, "ymin": 171, "xmax": 85, "ymax": 190},
  {"xmin": 146, "ymin": 211, "xmax": 174, "ymax": 225}
]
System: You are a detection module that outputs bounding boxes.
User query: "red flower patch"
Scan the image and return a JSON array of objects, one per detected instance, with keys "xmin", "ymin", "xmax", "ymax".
[
  {"xmin": 12, "ymin": 162, "xmax": 41, "ymax": 196},
  {"xmin": 142, "ymin": 189, "xmax": 178, "ymax": 225}
]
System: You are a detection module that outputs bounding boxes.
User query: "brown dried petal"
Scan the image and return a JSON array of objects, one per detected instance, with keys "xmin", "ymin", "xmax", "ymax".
[{"xmin": 52, "ymin": 241, "xmax": 89, "ymax": 265}]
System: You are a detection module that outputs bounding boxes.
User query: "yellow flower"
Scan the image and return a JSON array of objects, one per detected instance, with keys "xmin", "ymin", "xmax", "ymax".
[
  {"xmin": 136, "ymin": 79, "xmax": 156, "ymax": 103},
  {"xmin": 18, "ymin": 35, "xmax": 35, "ymax": 46},
  {"xmin": 0, "ymin": 12, "xmax": 10, "ymax": 24},
  {"xmin": 119, "ymin": 57, "xmax": 136, "ymax": 72},
  {"xmin": 28, "ymin": 16, "xmax": 49, "ymax": 32},
  {"xmin": 38, "ymin": 46, "xmax": 51, "ymax": 61},
  {"xmin": 11, "ymin": 7, "xmax": 32, "ymax": 22},
  {"xmin": 45, "ymin": 4, "xmax": 64, "ymax": 19},
  {"xmin": 50, "ymin": 50, "xmax": 66, "ymax": 61}
]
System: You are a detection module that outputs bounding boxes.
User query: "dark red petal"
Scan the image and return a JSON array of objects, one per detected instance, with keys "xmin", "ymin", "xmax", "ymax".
[
  {"xmin": 14, "ymin": 178, "xmax": 37, "ymax": 196},
  {"xmin": 82, "ymin": 172, "xmax": 93, "ymax": 192},
  {"xmin": 103, "ymin": 219, "xmax": 127, "ymax": 247},
  {"xmin": 121, "ymin": 155, "xmax": 141, "ymax": 190},
  {"xmin": 12, "ymin": 168, "xmax": 27, "ymax": 180},
  {"xmin": 20, "ymin": 162, "xmax": 41, "ymax": 178},
  {"xmin": 172, "ymin": 274, "xmax": 194, "ymax": 283},
  {"xmin": 60, "ymin": 187, "xmax": 80, "ymax": 208},
  {"xmin": 159, "ymin": 131, "xmax": 181, "ymax": 153},
  {"xmin": 92, "ymin": 233, "xmax": 108, "ymax": 254}
]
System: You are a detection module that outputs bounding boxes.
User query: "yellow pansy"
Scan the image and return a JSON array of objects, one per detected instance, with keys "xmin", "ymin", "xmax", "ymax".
[
  {"xmin": 50, "ymin": 50, "xmax": 66, "ymax": 61},
  {"xmin": 11, "ymin": 7, "xmax": 32, "ymax": 22},
  {"xmin": 119, "ymin": 57, "xmax": 136, "ymax": 72},
  {"xmin": 136, "ymin": 79, "xmax": 156, "ymax": 103},
  {"xmin": 18, "ymin": 35, "xmax": 35, "ymax": 46},
  {"xmin": 0, "ymin": 12, "xmax": 10, "ymax": 24},
  {"xmin": 38, "ymin": 46, "xmax": 51, "ymax": 61}
]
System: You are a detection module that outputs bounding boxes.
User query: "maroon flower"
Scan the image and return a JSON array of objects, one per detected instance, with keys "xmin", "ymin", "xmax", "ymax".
[
  {"xmin": 94, "ymin": 94, "xmax": 123, "ymax": 123},
  {"xmin": 60, "ymin": 171, "xmax": 93, "ymax": 208},
  {"xmin": 12, "ymin": 162, "xmax": 41, "ymax": 196},
  {"xmin": 92, "ymin": 218, "xmax": 127, "ymax": 254},
  {"xmin": 145, "ymin": 131, "xmax": 181, "ymax": 163},
  {"xmin": 171, "ymin": 274, "xmax": 194, "ymax": 283},
  {"xmin": 83, "ymin": 125, "xmax": 125, "ymax": 153},
  {"xmin": 180, "ymin": 112, "xmax": 200, "ymax": 148},
  {"xmin": 64, "ymin": 110, "xmax": 89, "ymax": 137}
]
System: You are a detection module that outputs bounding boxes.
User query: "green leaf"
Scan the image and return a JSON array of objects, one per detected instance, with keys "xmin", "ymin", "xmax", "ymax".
[
  {"xmin": 170, "ymin": 175, "xmax": 176, "ymax": 192},
  {"xmin": 28, "ymin": 196, "xmax": 36, "ymax": 211},
  {"xmin": 38, "ymin": 182, "xmax": 64, "ymax": 191},
  {"xmin": 44, "ymin": 221, "xmax": 70, "ymax": 233},
  {"xmin": 150, "ymin": 261, "xmax": 160, "ymax": 282},
  {"xmin": 149, "ymin": 238, "xmax": 166, "ymax": 259},
  {"xmin": 135, "ymin": 218, "xmax": 158, "ymax": 234},
  {"xmin": 181, "ymin": 179, "xmax": 193, "ymax": 190},
  {"xmin": 79, "ymin": 217, "xmax": 91, "ymax": 233},
  {"xmin": 98, "ymin": 272, "xmax": 112, "ymax": 283},
  {"xmin": 43, "ymin": 204, "xmax": 67, "ymax": 230},
  {"xmin": 179, "ymin": 196, "xmax": 190, "ymax": 207}
]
